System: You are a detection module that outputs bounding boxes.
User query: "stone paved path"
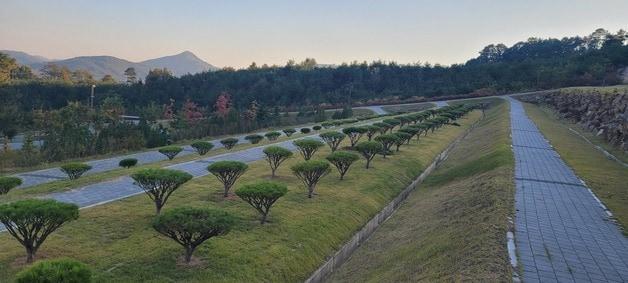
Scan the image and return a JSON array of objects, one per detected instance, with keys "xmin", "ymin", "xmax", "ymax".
[{"xmin": 509, "ymin": 97, "xmax": 628, "ymax": 283}]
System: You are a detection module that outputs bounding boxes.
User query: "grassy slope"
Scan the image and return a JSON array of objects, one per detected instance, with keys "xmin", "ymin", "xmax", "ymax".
[
  {"xmin": 0, "ymin": 112, "xmax": 481, "ymax": 282},
  {"xmin": 523, "ymin": 102, "xmax": 628, "ymax": 230},
  {"xmin": 381, "ymin": 103, "xmax": 435, "ymax": 113},
  {"xmin": 330, "ymin": 99, "xmax": 514, "ymax": 282}
]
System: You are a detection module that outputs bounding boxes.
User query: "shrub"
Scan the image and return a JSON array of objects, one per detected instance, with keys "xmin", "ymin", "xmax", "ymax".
[
  {"xmin": 131, "ymin": 169, "xmax": 193, "ymax": 214},
  {"xmin": 191, "ymin": 141, "xmax": 214, "ymax": 155},
  {"xmin": 375, "ymin": 134, "xmax": 401, "ymax": 158},
  {"xmin": 293, "ymin": 139, "xmax": 325, "ymax": 160},
  {"xmin": 264, "ymin": 131, "xmax": 282, "ymax": 141},
  {"xmin": 0, "ymin": 176, "xmax": 22, "ymax": 195},
  {"xmin": 263, "ymin": 146, "xmax": 293, "ymax": 178},
  {"xmin": 16, "ymin": 258, "xmax": 92, "ymax": 283},
  {"xmin": 158, "ymin": 146, "xmax": 183, "ymax": 160},
  {"xmin": 326, "ymin": 151, "xmax": 360, "ymax": 180},
  {"xmin": 312, "ymin": 125, "xmax": 322, "ymax": 131},
  {"xmin": 393, "ymin": 132, "xmax": 412, "ymax": 151},
  {"xmin": 342, "ymin": 127, "xmax": 367, "ymax": 147},
  {"xmin": 60, "ymin": 163, "xmax": 92, "ymax": 180},
  {"xmin": 118, "ymin": 158, "xmax": 138, "ymax": 168},
  {"xmin": 236, "ymin": 181, "xmax": 288, "ymax": 224},
  {"xmin": 245, "ymin": 134, "xmax": 264, "ymax": 144},
  {"xmin": 291, "ymin": 160, "xmax": 331, "ymax": 198},
  {"xmin": 207, "ymin": 161, "xmax": 248, "ymax": 197},
  {"xmin": 355, "ymin": 141, "xmax": 383, "ymax": 168},
  {"xmin": 321, "ymin": 122, "xmax": 333, "ymax": 129},
  {"xmin": 0, "ymin": 199, "xmax": 79, "ymax": 263},
  {"xmin": 282, "ymin": 128, "xmax": 296, "ymax": 137},
  {"xmin": 220, "ymin": 138, "xmax": 239, "ymax": 150},
  {"xmin": 153, "ymin": 207, "xmax": 234, "ymax": 264},
  {"xmin": 300, "ymin": 128, "xmax": 311, "ymax": 134},
  {"xmin": 319, "ymin": 132, "xmax": 346, "ymax": 152}
]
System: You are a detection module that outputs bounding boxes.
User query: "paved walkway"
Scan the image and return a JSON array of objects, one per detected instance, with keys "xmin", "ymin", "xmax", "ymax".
[{"xmin": 509, "ymin": 98, "xmax": 628, "ymax": 282}]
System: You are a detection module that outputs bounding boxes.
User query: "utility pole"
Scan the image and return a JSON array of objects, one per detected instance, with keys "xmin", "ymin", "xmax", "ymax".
[{"xmin": 90, "ymin": 84, "xmax": 96, "ymax": 109}]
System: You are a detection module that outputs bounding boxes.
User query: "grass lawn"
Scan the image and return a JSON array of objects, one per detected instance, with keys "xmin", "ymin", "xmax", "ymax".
[
  {"xmin": 0, "ymin": 111, "xmax": 480, "ymax": 282},
  {"xmin": 381, "ymin": 102, "xmax": 435, "ymax": 113},
  {"xmin": 522, "ymin": 102, "xmax": 628, "ymax": 230},
  {"xmin": 330, "ymin": 99, "xmax": 514, "ymax": 282}
]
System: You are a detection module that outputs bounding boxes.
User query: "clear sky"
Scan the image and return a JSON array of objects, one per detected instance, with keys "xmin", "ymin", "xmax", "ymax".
[{"xmin": 1, "ymin": 0, "xmax": 627, "ymax": 68}]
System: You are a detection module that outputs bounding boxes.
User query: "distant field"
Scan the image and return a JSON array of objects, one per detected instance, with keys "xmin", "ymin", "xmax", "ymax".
[
  {"xmin": 0, "ymin": 111, "xmax": 481, "ymax": 282},
  {"xmin": 381, "ymin": 102, "xmax": 435, "ymax": 113},
  {"xmin": 523, "ymin": 103, "xmax": 628, "ymax": 231},
  {"xmin": 330, "ymin": 99, "xmax": 514, "ymax": 282}
]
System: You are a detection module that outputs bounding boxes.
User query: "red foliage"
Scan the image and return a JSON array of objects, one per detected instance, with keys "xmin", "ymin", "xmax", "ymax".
[{"xmin": 214, "ymin": 92, "xmax": 231, "ymax": 118}]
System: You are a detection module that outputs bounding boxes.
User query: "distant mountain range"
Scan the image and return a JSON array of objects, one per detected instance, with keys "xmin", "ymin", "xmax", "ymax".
[{"xmin": 1, "ymin": 50, "xmax": 218, "ymax": 82}]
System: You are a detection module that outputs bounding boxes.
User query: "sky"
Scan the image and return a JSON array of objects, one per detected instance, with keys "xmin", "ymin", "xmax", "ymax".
[{"xmin": 1, "ymin": 0, "xmax": 627, "ymax": 68}]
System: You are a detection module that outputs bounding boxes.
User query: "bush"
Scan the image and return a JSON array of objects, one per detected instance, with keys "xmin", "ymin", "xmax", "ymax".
[
  {"xmin": 355, "ymin": 141, "xmax": 383, "ymax": 168},
  {"xmin": 0, "ymin": 199, "xmax": 79, "ymax": 263},
  {"xmin": 326, "ymin": 151, "xmax": 360, "ymax": 180},
  {"xmin": 312, "ymin": 125, "xmax": 322, "ymax": 131},
  {"xmin": 220, "ymin": 137, "xmax": 239, "ymax": 150},
  {"xmin": 264, "ymin": 131, "xmax": 282, "ymax": 141},
  {"xmin": 158, "ymin": 146, "xmax": 183, "ymax": 160},
  {"xmin": 342, "ymin": 127, "xmax": 367, "ymax": 147},
  {"xmin": 263, "ymin": 146, "xmax": 293, "ymax": 177},
  {"xmin": 236, "ymin": 181, "xmax": 288, "ymax": 224},
  {"xmin": 291, "ymin": 160, "xmax": 331, "ymax": 198},
  {"xmin": 131, "ymin": 169, "xmax": 193, "ymax": 214},
  {"xmin": 118, "ymin": 158, "xmax": 138, "ymax": 168},
  {"xmin": 282, "ymin": 128, "xmax": 296, "ymax": 137},
  {"xmin": 293, "ymin": 139, "xmax": 325, "ymax": 160},
  {"xmin": 245, "ymin": 134, "xmax": 264, "ymax": 144},
  {"xmin": 207, "ymin": 161, "xmax": 248, "ymax": 197},
  {"xmin": 191, "ymin": 141, "xmax": 214, "ymax": 155},
  {"xmin": 321, "ymin": 122, "xmax": 333, "ymax": 129},
  {"xmin": 60, "ymin": 163, "xmax": 92, "ymax": 180},
  {"xmin": 319, "ymin": 132, "xmax": 346, "ymax": 152},
  {"xmin": 300, "ymin": 128, "xmax": 311, "ymax": 134},
  {"xmin": 375, "ymin": 134, "xmax": 401, "ymax": 158},
  {"xmin": 0, "ymin": 176, "xmax": 22, "ymax": 195},
  {"xmin": 153, "ymin": 207, "xmax": 234, "ymax": 264},
  {"xmin": 16, "ymin": 258, "xmax": 92, "ymax": 283}
]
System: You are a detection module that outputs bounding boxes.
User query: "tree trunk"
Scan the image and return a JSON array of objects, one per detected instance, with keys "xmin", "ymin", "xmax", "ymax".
[
  {"xmin": 25, "ymin": 245, "xmax": 35, "ymax": 264},
  {"xmin": 271, "ymin": 168, "xmax": 276, "ymax": 178},
  {"xmin": 155, "ymin": 200, "xmax": 163, "ymax": 215},
  {"xmin": 366, "ymin": 159, "xmax": 371, "ymax": 169},
  {"xmin": 260, "ymin": 213, "xmax": 268, "ymax": 224},
  {"xmin": 224, "ymin": 184, "xmax": 229, "ymax": 197},
  {"xmin": 308, "ymin": 186, "xmax": 314, "ymax": 198},
  {"xmin": 184, "ymin": 246, "xmax": 194, "ymax": 263}
]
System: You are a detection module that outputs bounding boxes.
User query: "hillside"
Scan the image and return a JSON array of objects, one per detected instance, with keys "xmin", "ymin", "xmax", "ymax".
[{"xmin": 2, "ymin": 50, "xmax": 217, "ymax": 81}]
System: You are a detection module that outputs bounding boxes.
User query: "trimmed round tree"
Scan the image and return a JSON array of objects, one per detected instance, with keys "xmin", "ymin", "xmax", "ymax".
[
  {"xmin": 373, "ymin": 122, "xmax": 391, "ymax": 134},
  {"xmin": 264, "ymin": 131, "xmax": 281, "ymax": 141},
  {"xmin": 236, "ymin": 181, "xmax": 288, "ymax": 224},
  {"xmin": 263, "ymin": 146, "xmax": 293, "ymax": 178},
  {"xmin": 342, "ymin": 127, "xmax": 367, "ymax": 147},
  {"xmin": 293, "ymin": 139, "xmax": 325, "ymax": 160},
  {"xmin": 355, "ymin": 141, "xmax": 383, "ymax": 169},
  {"xmin": 131, "ymin": 168, "xmax": 193, "ymax": 214},
  {"xmin": 0, "ymin": 176, "xmax": 22, "ymax": 195},
  {"xmin": 220, "ymin": 138, "xmax": 239, "ymax": 150},
  {"xmin": 60, "ymin": 163, "xmax": 92, "ymax": 180},
  {"xmin": 158, "ymin": 146, "xmax": 183, "ymax": 160},
  {"xmin": 291, "ymin": 160, "xmax": 330, "ymax": 198},
  {"xmin": 0, "ymin": 199, "xmax": 79, "ymax": 263},
  {"xmin": 245, "ymin": 134, "xmax": 264, "ymax": 144},
  {"xmin": 153, "ymin": 207, "xmax": 234, "ymax": 264},
  {"xmin": 375, "ymin": 134, "xmax": 400, "ymax": 158},
  {"xmin": 191, "ymin": 141, "xmax": 214, "ymax": 155},
  {"xmin": 207, "ymin": 161, "xmax": 248, "ymax": 197},
  {"xmin": 393, "ymin": 132, "xmax": 412, "ymax": 151},
  {"xmin": 326, "ymin": 151, "xmax": 360, "ymax": 180},
  {"xmin": 364, "ymin": 125, "xmax": 381, "ymax": 141},
  {"xmin": 398, "ymin": 126, "xmax": 420, "ymax": 143},
  {"xmin": 300, "ymin": 127, "xmax": 311, "ymax": 134},
  {"xmin": 16, "ymin": 258, "xmax": 92, "ymax": 283},
  {"xmin": 282, "ymin": 128, "xmax": 296, "ymax": 137},
  {"xmin": 321, "ymin": 122, "xmax": 333, "ymax": 129},
  {"xmin": 319, "ymin": 131, "xmax": 346, "ymax": 152},
  {"xmin": 118, "ymin": 158, "xmax": 138, "ymax": 168}
]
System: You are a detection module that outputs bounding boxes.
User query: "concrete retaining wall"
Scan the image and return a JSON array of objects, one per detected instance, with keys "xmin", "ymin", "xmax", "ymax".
[{"xmin": 305, "ymin": 118, "xmax": 480, "ymax": 283}]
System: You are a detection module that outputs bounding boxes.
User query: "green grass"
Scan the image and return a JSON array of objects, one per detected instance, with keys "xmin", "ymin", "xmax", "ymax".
[
  {"xmin": 381, "ymin": 103, "xmax": 435, "ymax": 113},
  {"xmin": 0, "ymin": 111, "xmax": 481, "ymax": 282},
  {"xmin": 523, "ymin": 102, "xmax": 628, "ymax": 230},
  {"xmin": 329, "ymin": 100, "xmax": 514, "ymax": 282}
]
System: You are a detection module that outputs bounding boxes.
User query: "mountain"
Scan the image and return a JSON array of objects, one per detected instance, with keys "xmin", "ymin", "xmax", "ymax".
[{"xmin": 2, "ymin": 50, "xmax": 218, "ymax": 82}]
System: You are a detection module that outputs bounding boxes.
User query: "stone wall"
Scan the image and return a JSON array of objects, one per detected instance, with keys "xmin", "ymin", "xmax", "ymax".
[{"xmin": 518, "ymin": 88, "xmax": 628, "ymax": 151}]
